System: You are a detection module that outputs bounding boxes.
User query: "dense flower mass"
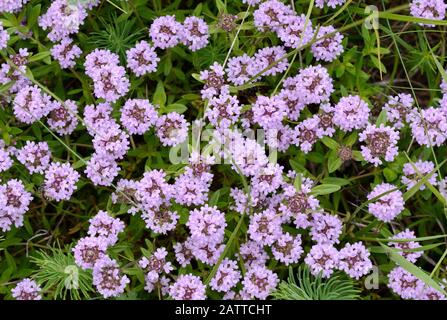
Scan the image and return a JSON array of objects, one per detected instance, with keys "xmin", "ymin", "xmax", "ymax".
[
  {"xmin": 367, "ymin": 183, "xmax": 405, "ymax": 222},
  {"xmin": 11, "ymin": 278, "xmax": 41, "ymax": 300},
  {"xmin": 3, "ymin": 0, "xmax": 447, "ymax": 302}
]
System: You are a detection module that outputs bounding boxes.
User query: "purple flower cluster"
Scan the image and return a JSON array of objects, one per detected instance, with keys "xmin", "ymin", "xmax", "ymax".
[
  {"xmin": 311, "ymin": 26, "xmax": 344, "ymax": 62},
  {"xmin": 0, "ymin": 0, "xmax": 29, "ymax": 14},
  {"xmin": 0, "ymin": 48, "xmax": 31, "ymax": 94},
  {"xmin": 51, "ymin": 38, "xmax": 82, "ymax": 69},
  {"xmin": 333, "ymin": 95, "xmax": 370, "ymax": 132},
  {"xmin": 0, "ymin": 22, "xmax": 9, "ymax": 50},
  {"xmin": 0, "ymin": 179, "xmax": 33, "ymax": 232},
  {"xmin": 359, "ymin": 124, "xmax": 400, "ymax": 166},
  {"xmin": 17, "ymin": 141, "xmax": 51, "ymax": 174},
  {"xmin": 92, "ymin": 256, "xmax": 129, "ymax": 298},
  {"xmin": 44, "ymin": 162, "xmax": 80, "ymax": 201},
  {"xmin": 39, "ymin": 0, "xmax": 88, "ymax": 42},
  {"xmin": 367, "ymin": 183, "xmax": 404, "ymax": 222},
  {"xmin": 139, "ymin": 247, "xmax": 173, "ymax": 292},
  {"xmin": 169, "ymin": 274, "xmax": 206, "ymax": 300},
  {"xmin": 410, "ymin": 0, "xmax": 446, "ymax": 27},
  {"xmin": 210, "ymin": 258, "xmax": 241, "ymax": 292},
  {"xmin": 13, "ymin": 85, "xmax": 52, "ymax": 124},
  {"xmin": 87, "ymin": 210, "xmax": 125, "ymax": 246},
  {"xmin": 315, "ymin": 0, "xmax": 347, "ymax": 8},
  {"xmin": 389, "ymin": 229, "xmax": 423, "ymax": 263},
  {"xmin": 84, "ymin": 49, "xmax": 129, "ymax": 103},
  {"xmin": 155, "ymin": 112, "xmax": 189, "ymax": 146},
  {"xmin": 120, "ymin": 99, "xmax": 158, "ymax": 135},
  {"xmin": 402, "ymin": 160, "xmax": 437, "ymax": 191},
  {"xmin": 126, "ymin": 41, "xmax": 159, "ymax": 77},
  {"xmin": 11, "ymin": 278, "xmax": 41, "ymax": 300},
  {"xmin": 47, "ymin": 100, "xmax": 79, "ymax": 135}
]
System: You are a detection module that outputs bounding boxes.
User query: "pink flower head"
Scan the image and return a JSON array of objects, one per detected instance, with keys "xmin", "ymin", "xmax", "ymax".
[
  {"xmin": 367, "ymin": 183, "xmax": 404, "ymax": 222},
  {"xmin": 272, "ymin": 233, "xmax": 303, "ymax": 265},
  {"xmin": 169, "ymin": 274, "xmax": 206, "ymax": 300},
  {"xmin": 187, "ymin": 205, "xmax": 226, "ymax": 245},
  {"xmin": 210, "ymin": 258, "xmax": 241, "ymax": 292},
  {"xmin": 87, "ymin": 210, "xmax": 125, "ymax": 246},
  {"xmin": 253, "ymin": 0, "xmax": 294, "ymax": 32},
  {"xmin": 279, "ymin": 185, "xmax": 320, "ymax": 228},
  {"xmin": 84, "ymin": 49, "xmax": 120, "ymax": 78},
  {"xmin": 150, "ymin": 15, "xmax": 183, "ymax": 49},
  {"xmin": 44, "ymin": 162, "xmax": 80, "ymax": 201},
  {"xmin": 139, "ymin": 247, "xmax": 173, "ymax": 282},
  {"xmin": 39, "ymin": 0, "xmax": 87, "ymax": 42},
  {"xmin": 155, "ymin": 112, "xmax": 189, "ymax": 147},
  {"xmin": 199, "ymin": 62, "xmax": 226, "ymax": 99},
  {"xmin": 141, "ymin": 205, "xmax": 179, "ymax": 234},
  {"xmin": 389, "ymin": 229, "xmax": 423, "ymax": 263},
  {"xmin": 47, "ymin": 100, "xmax": 79, "ymax": 135},
  {"xmin": 304, "ymin": 244, "xmax": 339, "ymax": 278},
  {"xmin": 338, "ymin": 242, "xmax": 372, "ymax": 279},
  {"xmin": 359, "ymin": 124, "xmax": 400, "ymax": 166},
  {"xmin": 294, "ymin": 117, "xmax": 324, "ymax": 154},
  {"xmin": 51, "ymin": 38, "xmax": 82, "ymax": 69},
  {"xmin": 206, "ymin": 86, "xmax": 241, "ymax": 129},
  {"xmin": 93, "ymin": 121, "xmax": 130, "ymax": 160},
  {"xmin": 174, "ymin": 240, "xmax": 194, "ymax": 267},
  {"xmin": 120, "ymin": 99, "xmax": 158, "ymax": 135},
  {"xmin": 0, "ymin": 148, "xmax": 13, "ymax": 173},
  {"xmin": 136, "ymin": 170, "xmax": 172, "ymax": 210},
  {"xmin": 252, "ymin": 95, "xmax": 287, "ymax": 130},
  {"xmin": 83, "ymin": 102, "xmax": 113, "ymax": 135},
  {"xmin": 92, "ymin": 256, "xmax": 129, "ymax": 298},
  {"xmin": 181, "ymin": 16, "xmax": 209, "ymax": 51},
  {"xmin": 248, "ymin": 209, "xmax": 282, "ymax": 246},
  {"xmin": 388, "ymin": 266, "xmax": 425, "ymax": 299},
  {"xmin": 17, "ymin": 141, "xmax": 51, "ymax": 174},
  {"xmin": 402, "ymin": 160, "xmax": 437, "ymax": 191},
  {"xmin": 242, "ymin": 265, "xmax": 279, "ymax": 300},
  {"xmin": 0, "ymin": 22, "xmax": 9, "ymax": 50},
  {"xmin": 383, "ymin": 93, "xmax": 415, "ymax": 129},
  {"xmin": 11, "ymin": 278, "xmax": 41, "ymax": 300},
  {"xmin": 315, "ymin": 0, "xmax": 347, "ymax": 9},
  {"xmin": 251, "ymin": 163, "xmax": 284, "ymax": 197},
  {"xmin": 0, "ymin": 0, "xmax": 29, "ymax": 14},
  {"xmin": 410, "ymin": 107, "xmax": 447, "ymax": 147},
  {"xmin": 310, "ymin": 212, "xmax": 343, "ymax": 245},
  {"xmin": 111, "ymin": 179, "xmax": 139, "ymax": 214},
  {"xmin": 73, "ymin": 236, "xmax": 108, "ymax": 270},
  {"xmin": 226, "ymin": 54, "xmax": 257, "ymax": 86},
  {"xmin": 277, "ymin": 14, "xmax": 314, "ymax": 49},
  {"xmin": 254, "ymin": 46, "xmax": 289, "ymax": 77},
  {"xmin": 295, "ymin": 65, "xmax": 334, "ymax": 104},
  {"xmin": 333, "ymin": 95, "xmax": 370, "ymax": 132},
  {"xmin": 0, "ymin": 179, "xmax": 33, "ymax": 232},
  {"xmin": 311, "ymin": 25, "xmax": 344, "ymax": 62},
  {"xmin": 278, "ymin": 88, "xmax": 306, "ymax": 121},
  {"xmin": 126, "ymin": 40, "xmax": 159, "ymax": 76},
  {"xmin": 240, "ymin": 241, "xmax": 269, "ymax": 268},
  {"xmin": 13, "ymin": 85, "xmax": 52, "ymax": 124},
  {"xmin": 410, "ymin": 0, "xmax": 446, "ymax": 27}
]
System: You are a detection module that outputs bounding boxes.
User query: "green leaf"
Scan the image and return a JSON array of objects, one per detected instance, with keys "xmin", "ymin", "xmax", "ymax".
[
  {"xmin": 321, "ymin": 177, "xmax": 351, "ymax": 186},
  {"xmin": 376, "ymin": 109, "xmax": 388, "ymax": 126},
  {"xmin": 321, "ymin": 136, "xmax": 339, "ymax": 150},
  {"xmin": 310, "ymin": 184, "xmax": 341, "ymax": 196},
  {"xmin": 28, "ymin": 51, "xmax": 51, "ymax": 63},
  {"xmin": 215, "ymin": 0, "xmax": 226, "ymax": 14},
  {"xmin": 209, "ymin": 190, "xmax": 221, "ymax": 207},
  {"xmin": 165, "ymin": 103, "xmax": 187, "ymax": 114},
  {"xmin": 383, "ymin": 167, "xmax": 397, "ymax": 182},
  {"xmin": 153, "ymin": 81, "xmax": 166, "ymax": 108}
]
